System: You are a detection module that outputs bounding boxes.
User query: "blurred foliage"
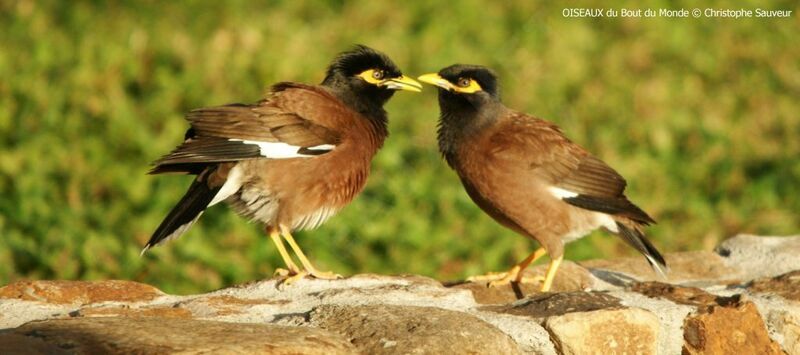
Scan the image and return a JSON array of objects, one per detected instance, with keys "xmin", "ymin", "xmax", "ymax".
[{"xmin": 1, "ymin": 0, "xmax": 798, "ymax": 294}]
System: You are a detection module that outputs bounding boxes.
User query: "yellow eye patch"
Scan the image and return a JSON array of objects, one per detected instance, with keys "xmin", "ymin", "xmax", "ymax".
[
  {"xmin": 452, "ymin": 78, "xmax": 483, "ymax": 94},
  {"xmin": 417, "ymin": 73, "xmax": 483, "ymax": 94},
  {"xmin": 357, "ymin": 69, "xmax": 385, "ymax": 84},
  {"xmin": 358, "ymin": 70, "xmax": 423, "ymax": 92}
]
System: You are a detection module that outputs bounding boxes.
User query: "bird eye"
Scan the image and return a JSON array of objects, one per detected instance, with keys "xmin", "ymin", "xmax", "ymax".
[
  {"xmin": 457, "ymin": 78, "xmax": 471, "ymax": 87},
  {"xmin": 372, "ymin": 70, "xmax": 385, "ymax": 80}
]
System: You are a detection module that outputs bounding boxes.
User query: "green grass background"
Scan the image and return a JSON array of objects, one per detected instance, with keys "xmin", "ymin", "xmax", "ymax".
[{"xmin": 1, "ymin": 1, "xmax": 798, "ymax": 294}]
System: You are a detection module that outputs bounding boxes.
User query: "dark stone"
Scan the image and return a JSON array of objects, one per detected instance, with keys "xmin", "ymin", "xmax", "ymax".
[
  {"xmin": 631, "ymin": 281, "xmax": 741, "ymax": 310},
  {"xmin": 748, "ymin": 270, "xmax": 800, "ymax": 301},
  {"xmin": 483, "ymin": 291, "xmax": 622, "ymax": 318}
]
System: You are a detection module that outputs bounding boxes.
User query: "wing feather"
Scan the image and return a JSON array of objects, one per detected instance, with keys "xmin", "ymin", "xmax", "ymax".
[
  {"xmin": 151, "ymin": 85, "xmax": 343, "ymax": 174},
  {"xmin": 491, "ymin": 112, "xmax": 653, "ymax": 223}
]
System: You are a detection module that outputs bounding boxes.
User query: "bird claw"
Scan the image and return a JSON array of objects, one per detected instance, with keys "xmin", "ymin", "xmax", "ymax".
[
  {"xmin": 273, "ymin": 268, "xmax": 295, "ymax": 277},
  {"xmin": 488, "ymin": 275, "xmax": 545, "ymax": 288},
  {"xmin": 274, "ymin": 268, "xmax": 342, "ymax": 290},
  {"xmin": 468, "ymin": 265, "xmax": 520, "ymax": 286},
  {"xmin": 467, "ymin": 271, "xmax": 510, "ymax": 283},
  {"xmin": 467, "ymin": 266, "xmax": 545, "ymax": 288},
  {"xmin": 307, "ymin": 269, "xmax": 343, "ymax": 280},
  {"xmin": 276, "ymin": 270, "xmax": 309, "ymax": 289}
]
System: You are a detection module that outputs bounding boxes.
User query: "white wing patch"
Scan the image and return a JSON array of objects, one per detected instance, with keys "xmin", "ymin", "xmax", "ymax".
[
  {"xmin": 548, "ymin": 186, "xmax": 579, "ymax": 199},
  {"xmin": 560, "ymin": 212, "xmax": 619, "ymax": 244},
  {"xmin": 209, "ymin": 165, "xmax": 244, "ymax": 207},
  {"xmin": 596, "ymin": 213, "xmax": 619, "ymax": 233},
  {"xmin": 229, "ymin": 139, "xmax": 334, "ymax": 159},
  {"xmin": 307, "ymin": 144, "xmax": 335, "ymax": 151}
]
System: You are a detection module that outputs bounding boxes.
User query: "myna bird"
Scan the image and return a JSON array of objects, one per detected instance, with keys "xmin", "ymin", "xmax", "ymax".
[
  {"xmin": 418, "ymin": 65, "xmax": 666, "ymax": 292},
  {"xmin": 143, "ymin": 45, "xmax": 421, "ymax": 283}
]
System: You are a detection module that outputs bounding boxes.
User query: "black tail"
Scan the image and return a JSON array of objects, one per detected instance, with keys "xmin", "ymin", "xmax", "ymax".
[
  {"xmin": 142, "ymin": 176, "xmax": 220, "ymax": 255},
  {"xmin": 615, "ymin": 221, "xmax": 668, "ymax": 277}
]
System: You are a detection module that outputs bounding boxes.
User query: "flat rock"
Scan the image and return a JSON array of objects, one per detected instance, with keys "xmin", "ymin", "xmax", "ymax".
[
  {"xmin": 544, "ymin": 307, "xmax": 660, "ymax": 355},
  {"xmin": 449, "ymin": 281, "xmax": 542, "ymax": 305},
  {"xmin": 451, "ymin": 261, "xmax": 605, "ymax": 304},
  {"xmin": 1, "ymin": 317, "xmax": 355, "ymax": 355},
  {"xmin": 581, "ymin": 251, "xmax": 741, "ymax": 286},
  {"xmin": 683, "ymin": 300, "xmax": 783, "ymax": 354},
  {"xmin": 70, "ymin": 304, "xmax": 194, "ymax": 319},
  {"xmin": 308, "ymin": 304, "xmax": 522, "ymax": 355},
  {"xmin": 715, "ymin": 234, "xmax": 800, "ymax": 280},
  {"xmin": 0, "ymin": 280, "xmax": 164, "ymax": 304},
  {"xmin": 207, "ymin": 274, "xmax": 475, "ymax": 312}
]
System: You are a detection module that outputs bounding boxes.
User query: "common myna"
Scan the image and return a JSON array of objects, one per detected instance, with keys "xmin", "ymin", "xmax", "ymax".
[
  {"xmin": 419, "ymin": 65, "xmax": 666, "ymax": 292},
  {"xmin": 143, "ymin": 45, "xmax": 421, "ymax": 283}
]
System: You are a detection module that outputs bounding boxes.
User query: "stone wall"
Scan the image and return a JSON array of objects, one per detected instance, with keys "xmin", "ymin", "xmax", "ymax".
[{"xmin": 1, "ymin": 234, "xmax": 799, "ymax": 354}]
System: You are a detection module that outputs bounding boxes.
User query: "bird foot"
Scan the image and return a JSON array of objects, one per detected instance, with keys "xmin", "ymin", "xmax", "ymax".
[
  {"xmin": 274, "ymin": 268, "xmax": 341, "ymax": 289},
  {"xmin": 467, "ymin": 266, "xmax": 544, "ymax": 287},
  {"xmin": 273, "ymin": 267, "xmax": 300, "ymax": 277},
  {"xmin": 467, "ymin": 271, "xmax": 512, "ymax": 283},
  {"xmin": 306, "ymin": 269, "xmax": 343, "ymax": 280},
  {"xmin": 488, "ymin": 275, "xmax": 545, "ymax": 288},
  {"xmin": 276, "ymin": 270, "xmax": 309, "ymax": 288}
]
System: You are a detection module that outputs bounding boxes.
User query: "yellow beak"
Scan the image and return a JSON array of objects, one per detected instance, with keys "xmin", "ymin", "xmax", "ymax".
[
  {"xmin": 417, "ymin": 73, "xmax": 455, "ymax": 91},
  {"xmin": 381, "ymin": 75, "xmax": 422, "ymax": 92}
]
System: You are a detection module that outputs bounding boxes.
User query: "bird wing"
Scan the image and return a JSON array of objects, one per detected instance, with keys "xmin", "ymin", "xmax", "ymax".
[
  {"xmin": 490, "ymin": 112, "xmax": 654, "ymax": 224},
  {"xmin": 150, "ymin": 83, "xmax": 343, "ymax": 174}
]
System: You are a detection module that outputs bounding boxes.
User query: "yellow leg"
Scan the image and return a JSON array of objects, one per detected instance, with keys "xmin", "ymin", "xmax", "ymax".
[
  {"xmin": 540, "ymin": 254, "xmax": 564, "ymax": 292},
  {"xmin": 468, "ymin": 247, "xmax": 548, "ymax": 287},
  {"xmin": 280, "ymin": 225, "xmax": 342, "ymax": 280},
  {"xmin": 267, "ymin": 226, "xmax": 300, "ymax": 276}
]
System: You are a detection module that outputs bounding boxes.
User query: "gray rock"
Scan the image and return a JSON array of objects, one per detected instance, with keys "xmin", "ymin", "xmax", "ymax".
[
  {"xmin": 308, "ymin": 304, "xmax": 522, "ymax": 355},
  {"xmin": 715, "ymin": 234, "xmax": 800, "ymax": 280},
  {"xmin": 1, "ymin": 317, "xmax": 355, "ymax": 354},
  {"xmin": 471, "ymin": 311, "xmax": 558, "ymax": 355},
  {"xmin": 742, "ymin": 293, "xmax": 800, "ymax": 355},
  {"xmin": 581, "ymin": 250, "xmax": 742, "ymax": 287}
]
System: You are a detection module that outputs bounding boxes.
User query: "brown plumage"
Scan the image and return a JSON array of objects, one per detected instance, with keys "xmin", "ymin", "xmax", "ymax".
[
  {"xmin": 419, "ymin": 65, "xmax": 666, "ymax": 292},
  {"xmin": 144, "ymin": 46, "xmax": 421, "ymax": 283}
]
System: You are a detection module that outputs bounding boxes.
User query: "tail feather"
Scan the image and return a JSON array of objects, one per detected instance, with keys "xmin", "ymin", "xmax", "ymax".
[
  {"xmin": 615, "ymin": 221, "xmax": 668, "ymax": 277},
  {"xmin": 142, "ymin": 177, "xmax": 221, "ymax": 254}
]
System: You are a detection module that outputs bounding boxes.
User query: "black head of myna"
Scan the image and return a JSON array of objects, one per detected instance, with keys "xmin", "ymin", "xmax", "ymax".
[
  {"xmin": 419, "ymin": 64, "xmax": 666, "ymax": 292},
  {"xmin": 418, "ymin": 64, "xmax": 499, "ymax": 111},
  {"xmin": 322, "ymin": 45, "xmax": 421, "ymax": 116},
  {"xmin": 144, "ymin": 46, "xmax": 417, "ymax": 285},
  {"xmin": 418, "ymin": 65, "xmax": 505, "ymax": 155}
]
